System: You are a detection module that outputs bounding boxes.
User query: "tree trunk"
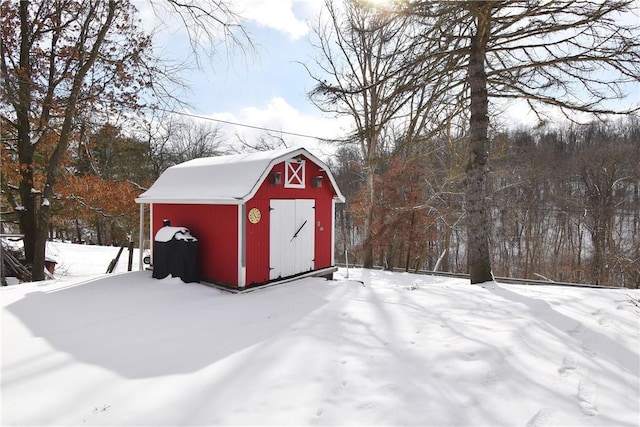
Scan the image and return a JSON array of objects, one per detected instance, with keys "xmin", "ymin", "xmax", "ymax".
[
  {"xmin": 466, "ymin": 2, "xmax": 493, "ymax": 284},
  {"xmin": 75, "ymin": 219, "xmax": 83, "ymax": 243},
  {"xmin": 362, "ymin": 166, "xmax": 375, "ymax": 268},
  {"xmin": 441, "ymin": 221, "xmax": 451, "ymax": 272},
  {"xmin": 24, "ymin": 0, "xmax": 118, "ymax": 281},
  {"xmin": 405, "ymin": 210, "xmax": 416, "ymax": 272},
  {"xmin": 16, "ymin": 1, "xmax": 34, "ymax": 265},
  {"xmin": 97, "ymin": 222, "xmax": 103, "ymax": 246},
  {"xmin": 32, "ymin": 216, "xmax": 49, "ymax": 280}
]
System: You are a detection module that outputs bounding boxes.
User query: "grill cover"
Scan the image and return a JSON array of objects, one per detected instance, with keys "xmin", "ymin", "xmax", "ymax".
[{"xmin": 152, "ymin": 226, "xmax": 199, "ymax": 283}]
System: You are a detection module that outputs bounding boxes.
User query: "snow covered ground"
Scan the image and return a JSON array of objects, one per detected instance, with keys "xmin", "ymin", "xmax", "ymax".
[{"xmin": 2, "ymin": 241, "xmax": 639, "ymax": 426}]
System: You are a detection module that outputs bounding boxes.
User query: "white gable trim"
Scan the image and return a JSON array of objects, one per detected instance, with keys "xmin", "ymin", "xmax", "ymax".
[{"xmin": 245, "ymin": 148, "xmax": 346, "ymax": 203}]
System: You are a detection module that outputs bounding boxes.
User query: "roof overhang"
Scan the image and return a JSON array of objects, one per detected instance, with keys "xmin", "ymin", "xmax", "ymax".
[
  {"xmin": 135, "ymin": 195, "xmax": 346, "ymax": 205},
  {"xmin": 134, "ymin": 197, "xmax": 244, "ymax": 205},
  {"xmin": 135, "ymin": 147, "xmax": 346, "ymax": 205}
]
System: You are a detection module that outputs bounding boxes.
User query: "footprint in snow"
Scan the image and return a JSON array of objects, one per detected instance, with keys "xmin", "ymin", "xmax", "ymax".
[
  {"xmin": 310, "ymin": 408, "xmax": 325, "ymax": 426},
  {"xmin": 526, "ymin": 408, "xmax": 555, "ymax": 427},
  {"xmin": 558, "ymin": 354, "xmax": 578, "ymax": 377},
  {"xmin": 591, "ymin": 309, "xmax": 612, "ymax": 326},
  {"xmin": 577, "ymin": 379, "xmax": 599, "ymax": 416},
  {"xmin": 581, "ymin": 344, "xmax": 597, "ymax": 358},
  {"xmin": 598, "ymin": 316, "xmax": 612, "ymax": 327},
  {"xmin": 483, "ymin": 370, "xmax": 503, "ymax": 387},
  {"xmin": 567, "ymin": 325, "xmax": 583, "ymax": 336}
]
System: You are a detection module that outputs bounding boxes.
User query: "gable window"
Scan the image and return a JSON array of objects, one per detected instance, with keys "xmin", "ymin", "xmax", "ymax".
[{"xmin": 285, "ymin": 159, "xmax": 305, "ymax": 189}]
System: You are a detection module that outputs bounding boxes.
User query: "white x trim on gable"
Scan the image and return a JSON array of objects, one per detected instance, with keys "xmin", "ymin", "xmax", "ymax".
[{"xmin": 285, "ymin": 159, "xmax": 305, "ymax": 189}]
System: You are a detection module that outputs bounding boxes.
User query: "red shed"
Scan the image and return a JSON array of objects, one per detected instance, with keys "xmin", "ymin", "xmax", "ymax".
[{"xmin": 135, "ymin": 147, "xmax": 345, "ymax": 288}]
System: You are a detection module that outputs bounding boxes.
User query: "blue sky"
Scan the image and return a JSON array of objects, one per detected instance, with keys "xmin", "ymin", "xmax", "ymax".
[
  {"xmin": 166, "ymin": 20, "xmax": 320, "ymax": 114},
  {"xmin": 136, "ymin": 0, "xmax": 639, "ymax": 153},
  {"xmin": 136, "ymin": 0, "xmax": 348, "ymax": 152}
]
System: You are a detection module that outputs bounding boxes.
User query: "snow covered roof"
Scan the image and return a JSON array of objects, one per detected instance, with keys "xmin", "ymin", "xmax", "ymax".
[{"xmin": 135, "ymin": 146, "xmax": 345, "ymax": 204}]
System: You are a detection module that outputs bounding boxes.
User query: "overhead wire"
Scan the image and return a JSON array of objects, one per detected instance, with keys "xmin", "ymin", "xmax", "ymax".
[{"xmin": 152, "ymin": 108, "xmax": 340, "ymax": 141}]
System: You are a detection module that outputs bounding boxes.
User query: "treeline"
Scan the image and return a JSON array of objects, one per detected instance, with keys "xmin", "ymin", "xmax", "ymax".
[
  {"xmin": 3, "ymin": 112, "xmax": 637, "ymax": 288},
  {"xmin": 1, "ymin": 114, "xmax": 227, "ymax": 247},
  {"xmin": 331, "ymin": 117, "xmax": 640, "ymax": 288}
]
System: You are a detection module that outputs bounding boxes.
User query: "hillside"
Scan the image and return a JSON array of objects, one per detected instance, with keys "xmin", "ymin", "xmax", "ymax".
[{"xmin": 1, "ymin": 242, "xmax": 639, "ymax": 426}]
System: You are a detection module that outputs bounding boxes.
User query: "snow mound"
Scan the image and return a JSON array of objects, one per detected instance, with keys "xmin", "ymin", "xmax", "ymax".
[{"xmin": 154, "ymin": 226, "xmax": 197, "ymax": 242}]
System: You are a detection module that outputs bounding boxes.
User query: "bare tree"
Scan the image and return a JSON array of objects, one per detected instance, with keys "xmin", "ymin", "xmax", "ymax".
[
  {"xmin": 167, "ymin": 118, "xmax": 225, "ymax": 163},
  {"xmin": 489, "ymin": 118, "xmax": 640, "ymax": 287},
  {"xmin": 406, "ymin": 0, "xmax": 640, "ymax": 283},
  {"xmin": 151, "ymin": 0, "xmax": 252, "ymax": 63},
  {"xmin": 141, "ymin": 0, "xmax": 254, "ymax": 111},
  {"xmin": 308, "ymin": 0, "xmax": 460, "ymax": 268}
]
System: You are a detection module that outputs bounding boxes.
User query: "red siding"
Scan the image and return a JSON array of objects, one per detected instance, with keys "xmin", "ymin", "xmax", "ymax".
[
  {"xmin": 246, "ymin": 155, "xmax": 338, "ymax": 283},
  {"xmin": 152, "ymin": 204, "xmax": 239, "ymax": 285},
  {"xmin": 314, "ymin": 195, "xmax": 334, "ymax": 268},
  {"xmin": 245, "ymin": 199, "xmax": 271, "ymax": 285}
]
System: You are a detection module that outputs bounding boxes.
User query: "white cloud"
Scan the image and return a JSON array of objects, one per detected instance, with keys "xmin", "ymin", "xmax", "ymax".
[
  {"xmin": 235, "ymin": 0, "xmax": 316, "ymax": 40},
  {"xmin": 133, "ymin": 0, "xmax": 313, "ymax": 53},
  {"xmin": 201, "ymin": 97, "xmax": 352, "ymax": 157},
  {"xmin": 496, "ymin": 99, "xmax": 540, "ymax": 128},
  {"xmin": 496, "ymin": 98, "xmax": 596, "ymax": 129}
]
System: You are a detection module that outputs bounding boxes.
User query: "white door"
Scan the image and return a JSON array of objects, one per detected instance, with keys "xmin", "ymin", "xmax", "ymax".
[{"xmin": 270, "ymin": 199, "xmax": 315, "ymax": 279}]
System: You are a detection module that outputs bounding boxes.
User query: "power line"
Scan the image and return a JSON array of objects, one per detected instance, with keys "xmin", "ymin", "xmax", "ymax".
[{"xmin": 154, "ymin": 108, "xmax": 340, "ymax": 141}]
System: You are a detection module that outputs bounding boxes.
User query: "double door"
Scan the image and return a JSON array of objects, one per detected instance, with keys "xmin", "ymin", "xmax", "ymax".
[{"xmin": 269, "ymin": 199, "xmax": 315, "ymax": 279}]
